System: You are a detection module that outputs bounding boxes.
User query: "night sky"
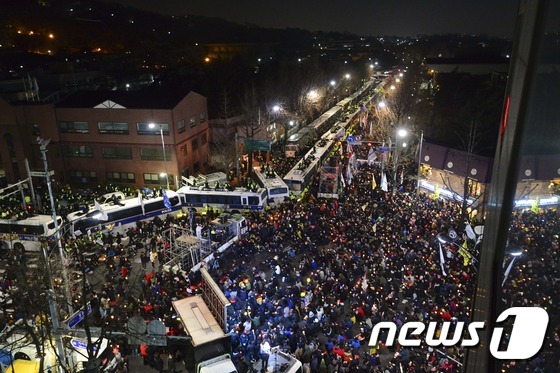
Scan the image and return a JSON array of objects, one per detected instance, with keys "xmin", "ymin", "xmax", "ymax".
[{"xmin": 107, "ymin": 0, "xmax": 520, "ymax": 38}]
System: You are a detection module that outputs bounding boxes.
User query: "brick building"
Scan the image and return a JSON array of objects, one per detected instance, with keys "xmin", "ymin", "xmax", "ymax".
[{"xmin": 0, "ymin": 89, "xmax": 210, "ymax": 189}]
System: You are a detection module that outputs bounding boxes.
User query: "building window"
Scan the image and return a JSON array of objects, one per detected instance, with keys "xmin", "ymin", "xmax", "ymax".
[
  {"xmin": 59, "ymin": 121, "xmax": 89, "ymax": 133},
  {"xmin": 143, "ymin": 173, "xmax": 174, "ymax": 186},
  {"xmin": 468, "ymin": 178, "xmax": 481, "ymax": 197},
  {"xmin": 63, "ymin": 145, "xmax": 93, "ymax": 158},
  {"xmin": 32, "ymin": 124, "xmax": 40, "ymax": 136},
  {"xmin": 180, "ymin": 145, "xmax": 187, "ymax": 157},
  {"xmin": 140, "ymin": 148, "xmax": 171, "ymax": 161},
  {"xmin": 199, "ymin": 111, "xmax": 206, "ymax": 122},
  {"xmin": 189, "ymin": 116, "xmax": 196, "ymax": 128},
  {"xmin": 193, "ymin": 162, "xmax": 200, "ymax": 173},
  {"xmin": 102, "ymin": 147, "xmax": 133, "ymax": 159},
  {"xmin": 137, "ymin": 122, "xmax": 169, "ymax": 135},
  {"xmin": 201, "ymin": 133, "xmax": 207, "ymax": 145},
  {"xmin": 191, "ymin": 138, "xmax": 199, "ymax": 151},
  {"xmin": 68, "ymin": 170, "xmax": 97, "ymax": 183},
  {"xmin": 98, "ymin": 122, "xmax": 129, "ymax": 134},
  {"xmin": 178, "ymin": 120, "xmax": 185, "ymax": 133},
  {"xmin": 106, "ymin": 172, "xmax": 135, "ymax": 183}
]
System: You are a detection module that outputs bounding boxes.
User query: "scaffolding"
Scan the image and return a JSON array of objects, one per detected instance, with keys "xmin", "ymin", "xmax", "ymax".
[
  {"xmin": 162, "ymin": 226, "xmax": 212, "ymax": 273},
  {"xmin": 317, "ymin": 165, "xmax": 340, "ymax": 199}
]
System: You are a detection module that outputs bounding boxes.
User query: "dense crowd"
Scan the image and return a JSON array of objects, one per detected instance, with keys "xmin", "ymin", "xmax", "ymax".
[
  {"xmin": 2, "ymin": 143, "xmax": 560, "ymax": 372},
  {"xmin": 212, "ymin": 164, "xmax": 481, "ymax": 372}
]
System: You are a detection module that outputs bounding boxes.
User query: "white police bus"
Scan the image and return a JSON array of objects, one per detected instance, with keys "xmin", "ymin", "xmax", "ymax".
[
  {"xmin": 66, "ymin": 190, "xmax": 181, "ymax": 235},
  {"xmin": 0, "ymin": 214, "xmax": 63, "ymax": 252},
  {"xmin": 252, "ymin": 167, "xmax": 290, "ymax": 205},
  {"xmin": 177, "ymin": 185, "xmax": 268, "ymax": 214}
]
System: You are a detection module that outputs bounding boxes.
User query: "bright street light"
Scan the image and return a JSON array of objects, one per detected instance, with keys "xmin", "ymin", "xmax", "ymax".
[
  {"xmin": 397, "ymin": 128, "xmax": 408, "ymax": 137},
  {"xmin": 330, "ymin": 80, "xmax": 336, "ymax": 86},
  {"xmin": 378, "ymin": 101, "xmax": 386, "ymax": 108},
  {"xmin": 272, "ymin": 105, "xmax": 281, "ymax": 113},
  {"xmin": 345, "ymin": 73, "xmax": 351, "ymax": 79},
  {"xmin": 307, "ymin": 90, "xmax": 318, "ymax": 101}
]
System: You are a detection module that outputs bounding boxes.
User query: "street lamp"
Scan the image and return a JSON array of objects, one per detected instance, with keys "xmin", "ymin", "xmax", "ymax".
[
  {"xmin": 149, "ymin": 122, "xmax": 170, "ymax": 190},
  {"xmin": 416, "ymin": 130, "xmax": 424, "ymax": 197},
  {"xmin": 392, "ymin": 128, "xmax": 407, "ymax": 194}
]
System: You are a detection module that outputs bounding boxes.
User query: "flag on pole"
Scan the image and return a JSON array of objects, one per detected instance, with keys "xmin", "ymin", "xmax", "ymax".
[
  {"xmin": 367, "ymin": 147, "xmax": 376, "ymax": 165},
  {"xmin": 372, "ymin": 174, "xmax": 377, "ymax": 190},
  {"xmin": 438, "ymin": 242, "xmax": 447, "ymax": 276},
  {"xmin": 162, "ymin": 189, "xmax": 171, "ymax": 210},
  {"xmin": 433, "ymin": 184, "xmax": 440, "ymax": 199},
  {"xmin": 381, "ymin": 172, "xmax": 388, "ymax": 192},
  {"xmin": 465, "ymin": 222, "xmax": 476, "ymax": 241},
  {"xmin": 94, "ymin": 200, "xmax": 108, "ymax": 221},
  {"xmin": 346, "ymin": 164, "xmax": 353, "ymax": 186},
  {"xmin": 531, "ymin": 196, "xmax": 539, "ymax": 214},
  {"xmin": 350, "ymin": 152, "xmax": 357, "ymax": 168},
  {"xmin": 458, "ymin": 240, "xmax": 472, "ymax": 266},
  {"xmin": 502, "ymin": 256, "xmax": 517, "ymax": 287},
  {"xmin": 138, "ymin": 192, "xmax": 145, "ymax": 215}
]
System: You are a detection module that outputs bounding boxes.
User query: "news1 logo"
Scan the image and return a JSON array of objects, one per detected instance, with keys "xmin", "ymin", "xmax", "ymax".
[{"xmin": 368, "ymin": 307, "xmax": 549, "ymax": 359}]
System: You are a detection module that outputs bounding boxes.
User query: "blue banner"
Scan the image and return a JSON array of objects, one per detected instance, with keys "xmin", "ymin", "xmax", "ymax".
[{"xmin": 162, "ymin": 189, "xmax": 171, "ymax": 209}]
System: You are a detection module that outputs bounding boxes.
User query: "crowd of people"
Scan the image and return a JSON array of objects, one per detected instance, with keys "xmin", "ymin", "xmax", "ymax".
[
  {"xmin": 2, "ymin": 137, "xmax": 560, "ymax": 372},
  {"xmin": 209, "ymin": 164, "xmax": 482, "ymax": 372}
]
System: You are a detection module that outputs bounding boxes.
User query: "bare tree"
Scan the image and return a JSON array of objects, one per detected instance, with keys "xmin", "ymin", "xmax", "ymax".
[
  {"xmin": 209, "ymin": 88, "xmax": 237, "ymax": 174},
  {"xmin": 0, "ymin": 250, "xmax": 67, "ymax": 372},
  {"xmin": 387, "ymin": 62, "xmax": 422, "ymax": 126},
  {"xmin": 238, "ymin": 82, "xmax": 267, "ymax": 175},
  {"xmin": 439, "ymin": 120, "xmax": 486, "ymax": 218},
  {"xmin": 238, "ymin": 82, "xmax": 264, "ymax": 139}
]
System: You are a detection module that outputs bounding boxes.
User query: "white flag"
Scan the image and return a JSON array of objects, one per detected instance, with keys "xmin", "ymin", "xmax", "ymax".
[
  {"xmin": 465, "ymin": 222, "xmax": 476, "ymax": 241},
  {"xmin": 502, "ymin": 256, "xmax": 516, "ymax": 287},
  {"xmin": 138, "ymin": 192, "xmax": 145, "ymax": 215},
  {"xmin": 346, "ymin": 164, "xmax": 352, "ymax": 186},
  {"xmin": 94, "ymin": 200, "xmax": 108, "ymax": 221},
  {"xmin": 350, "ymin": 153, "xmax": 357, "ymax": 168},
  {"xmin": 438, "ymin": 242, "xmax": 447, "ymax": 277},
  {"xmin": 367, "ymin": 147, "xmax": 376, "ymax": 165},
  {"xmin": 381, "ymin": 172, "xmax": 388, "ymax": 192}
]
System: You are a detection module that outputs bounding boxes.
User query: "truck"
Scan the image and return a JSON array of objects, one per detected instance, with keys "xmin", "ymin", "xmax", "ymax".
[
  {"xmin": 172, "ymin": 294, "xmax": 237, "ymax": 373},
  {"xmin": 260, "ymin": 348, "xmax": 303, "ymax": 373}
]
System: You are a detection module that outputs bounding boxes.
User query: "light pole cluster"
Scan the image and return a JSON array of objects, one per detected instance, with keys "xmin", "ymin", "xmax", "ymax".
[
  {"xmin": 385, "ymin": 126, "xmax": 424, "ymax": 196},
  {"xmin": 149, "ymin": 123, "xmax": 170, "ymax": 190}
]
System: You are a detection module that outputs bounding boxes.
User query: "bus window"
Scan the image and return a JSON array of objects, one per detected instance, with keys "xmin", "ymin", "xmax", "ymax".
[
  {"xmin": 248, "ymin": 196, "xmax": 259, "ymax": 206},
  {"xmin": 270, "ymin": 188, "xmax": 289, "ymax": 196}
]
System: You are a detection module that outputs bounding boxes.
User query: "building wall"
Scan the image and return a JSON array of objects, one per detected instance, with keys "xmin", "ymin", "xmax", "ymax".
[
  {"xmin": 171, "ymin": 92, "xmax": 209, "ymax": 178},
  {"xmin": 0, "ymin": 91, "xmax": 209, "ymax": 189},
  {"xmin": 0, "ymin": 99, "xmax": 21, "ymax": 183}
]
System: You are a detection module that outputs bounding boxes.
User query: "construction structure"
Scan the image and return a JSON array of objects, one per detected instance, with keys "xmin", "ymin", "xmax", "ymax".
[{"xmin": 162, "ymin": 226, "xmax": 212, "ymax": 274}]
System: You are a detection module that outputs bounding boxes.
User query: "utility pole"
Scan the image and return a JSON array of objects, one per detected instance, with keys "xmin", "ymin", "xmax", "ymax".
[
  {"xmin": 37, "ymin": 137, "xmax": 73, "ymax": 312},
  {"xmin": 37, "ymin": 136, "xmax": 69, "ymax": 372},
  {"xmin": 24, "ymin": 158, "xmax": 37, "ymax": 210},
  {"xmin": 416, "ymin": 130, "xmax": 424, "ymax": 197}
]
